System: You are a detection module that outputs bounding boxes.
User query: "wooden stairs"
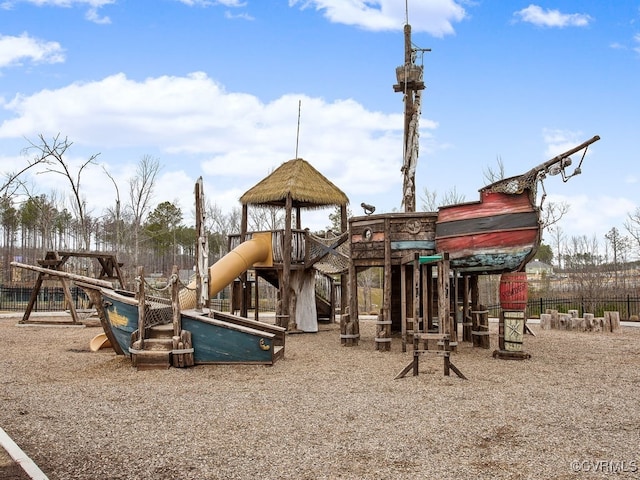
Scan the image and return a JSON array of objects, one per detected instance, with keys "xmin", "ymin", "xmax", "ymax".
[{"xmin": 129, "ymin": 324, "xmax": 194, "ymax": 371}]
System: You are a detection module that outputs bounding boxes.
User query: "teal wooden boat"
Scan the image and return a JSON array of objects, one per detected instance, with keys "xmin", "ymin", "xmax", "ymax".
[{"xmin": 100, "ymin": 288, "xmax": 285, "ymax": 366}]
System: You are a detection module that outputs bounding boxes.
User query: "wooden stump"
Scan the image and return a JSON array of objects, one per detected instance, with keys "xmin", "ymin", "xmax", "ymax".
[
  {"xmin": 584, "ymin": 313, "xmax": 595, "ymax": 331},
  {"xmin": 540, "ymin": 313, "xmax": 551, "ymax": 330},
  {"xmin": 340, "ymin": 313, "xmax": 359, "ymax": 346},
  {"xmin": 605, "ymin": 311, "xmax": 620, "ymax": 332},
  {"xmin": 471, "ymin": 306, "xmax": 490, "ymax": 349},
  {"xmin": 558, "ymin": 313, "xmax": 571, "ymax": 330},
  {"xmin": 375, "ymin": 310, "xmax": 391, "ymax": 351}
]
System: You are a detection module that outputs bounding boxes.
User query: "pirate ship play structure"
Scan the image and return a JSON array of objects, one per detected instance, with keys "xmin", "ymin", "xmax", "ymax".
[
  {"xmin": 11, "ymin": 19, "xmax": 599, "ymax": 372},
  {"xmin": 345, "ymin": 22, "xmax": 600, "ymax": 370}
]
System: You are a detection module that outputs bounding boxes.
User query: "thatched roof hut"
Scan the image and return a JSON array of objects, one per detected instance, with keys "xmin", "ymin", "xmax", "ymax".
[
  {"xmin": 236, "ymin": 158, "xmax": 349, "ymax": 328},
  {"xmin": 240, "ymin": 158, "xmax": 349, "ymax": 209}
]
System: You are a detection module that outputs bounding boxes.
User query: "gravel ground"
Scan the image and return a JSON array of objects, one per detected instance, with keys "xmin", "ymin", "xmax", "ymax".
[{"xmin": 1, "ymin": 315, "xmax": 639, "ymax": 480}]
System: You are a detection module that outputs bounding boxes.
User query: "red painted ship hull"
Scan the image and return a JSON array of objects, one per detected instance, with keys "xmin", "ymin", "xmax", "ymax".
[{"xmin": 435, "ymin": 190, "xmax": 541, "ymax": 274}]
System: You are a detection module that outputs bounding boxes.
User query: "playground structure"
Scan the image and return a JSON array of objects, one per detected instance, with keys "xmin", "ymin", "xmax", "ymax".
[
  {"xmin": 11, "ymin": 163, "xmax": 350, "ymax": 369},
  {"xmin": 343, "ymin": 21, "xmax": 600, "ymax": 374},
  {"xmin": 9, "ymin": 20, "xmax": 601, "ymax": 374},
  {"xmin": 227, "ymin": 157, "xmax": 350, "ymax": 333},
  {"xmin": 93, "ymin": 163, "xmax": 351, "ymax": 369}
]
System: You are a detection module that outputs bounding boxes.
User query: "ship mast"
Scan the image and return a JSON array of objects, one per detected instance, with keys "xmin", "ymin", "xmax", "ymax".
[{"xmin": 394, "ymin": 21, "xmax": 429, "ymax": 212}]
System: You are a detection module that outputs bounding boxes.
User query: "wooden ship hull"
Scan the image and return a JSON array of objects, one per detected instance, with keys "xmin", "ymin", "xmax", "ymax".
[
  {"xmin": 101, "ymin": 288, "xmax": 284, "ymax": 365},
  {"xmin": 434, "ymin": 136, "xmax": 600, "ymax": 274},
  {"xmin": 100, "ymin": 289, "xmax": 155, "ymax": 355},
  {"xmin": 180, "ymin": 310, "xmax": 284, "ymax": 365},
  {"xmin": 435, "ymin": 190, "xmax": 540, "ymax": 274}
]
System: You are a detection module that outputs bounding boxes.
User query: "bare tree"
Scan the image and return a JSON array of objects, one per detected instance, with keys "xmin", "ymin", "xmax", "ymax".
[
  {"xmin": 1, "ymin": 145, "xmax": 53, "ymax": 197},
  {"xmin": 540, "ymin": 201, "xmax": 570, "ymax": 231},
  {"xmin": 604, "ymin": 227, "xmax": 630, "ymax": 289},
  {"xmin": 420, "ymin": 186, "xmax": 466, "ymax": 211},
  {"xmin": 483, "ymin": 156, "xmax": 505, "ymax": 185},
  {"xmin": 420, "ymin": 188, "xmax": 438, "ymax": 211},
  {"xmin": 205, "ymin": 201, "xmax": 241, "ymax": 260},
  {"xmin": 24, "ymin": 134, "xmax": 99, "ymax": 250},
  {"xmin": 102, "ymin": 166, "xmax": 122, "ymax": 254},
  {"xmin": 547, "ymin": 225, "xmax": 566, "ymax": 269},
  {"xmin": 127, "ymin": 155, "xmax": 160, "ymax": 266},
  {"xmin": 563, "ymin": 234, "xmax": 604, "ymax": 310},
  {"xmin": 624, "ymin": 207, "xmax": 640, "ymax": 256},
  {"xmin": 249, "ymin": 205, "xmax": 283, "ymax": 231}
]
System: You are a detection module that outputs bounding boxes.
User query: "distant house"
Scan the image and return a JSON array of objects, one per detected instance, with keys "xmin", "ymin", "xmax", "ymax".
[{"xmin": 526, "ymin": 260, "xmax": 554, "ymax": 278}]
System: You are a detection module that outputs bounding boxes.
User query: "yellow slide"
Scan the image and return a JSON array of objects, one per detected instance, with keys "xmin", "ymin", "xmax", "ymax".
[{"xmin": 179, "ymin": 232, "xmax": 273, "ymax": 309}]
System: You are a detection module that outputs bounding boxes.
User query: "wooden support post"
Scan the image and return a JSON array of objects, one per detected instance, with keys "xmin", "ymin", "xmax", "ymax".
[
  {"xmin": 171, "ymin": 265, "xmax": 181, "ymax": 337},
  {"xmin": 471, "ymin": 305, "xmax": 491, "ymax": 349},
  {"xmin": 136, "ymin": 266, "xmax": 145, "ymax": 349},
  {"xmin": 452, "ymin": 269, "xmax": 459, "ymax": 342},
  {"xmin": 340, "ymin": 204, "xmax": 348, "ymax": 323},
  {"xmin": 20, "ymin": 274, "xmax": 44, "ymax": 324},
  {"xmin": 59, "ymin": 276, "xmax": 80, "ymax": 324},
  {"xmin": 426, "ymin": 264, "xmax": 434, "ymax": 331},
  {"xmin": 462, "ymin": 275, "xmax": 472, "ymax": 342},
  {"xmin": 401, "ymin": 261, "xmax": 407, "ymax": 353},
  {"xmin": 383, "ymin": 216, "xmax": 392, "ymax": 343},
  {"xmin": 437, "ymin": 254, "xmax": 450, "ymax": 337},
  {"xmin": 413, "ymin": 253, "xmax": 420, "ymax": 338}
]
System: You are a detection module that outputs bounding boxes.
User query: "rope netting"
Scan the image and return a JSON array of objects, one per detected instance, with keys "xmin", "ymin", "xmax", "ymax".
[
  {"xmin": 307, "ymin": 231, "xmax": 350, "ymax": 275},
  {"xmin": 135, "ymin": 273, "xmax": 196, "ymax": 327}
]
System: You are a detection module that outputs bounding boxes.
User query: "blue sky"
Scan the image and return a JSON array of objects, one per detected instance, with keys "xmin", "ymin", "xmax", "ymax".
[{"xmin": 1, "ymin": 0, "xmax": 639, "ymax": 254}]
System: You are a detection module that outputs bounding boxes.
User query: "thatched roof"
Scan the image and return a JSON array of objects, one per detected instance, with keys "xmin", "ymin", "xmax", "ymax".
[{"xmin": 240, "ymin": 158, "xmax": 349, "ymax": 209}]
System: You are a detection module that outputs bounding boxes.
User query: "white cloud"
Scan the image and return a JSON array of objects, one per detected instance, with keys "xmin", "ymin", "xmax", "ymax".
[
  {"xmin": 547, "ymin": 193, "xmax": 636, "ymax": 242},
  {"xmin": 85, "ymin": 5, "xmax": 111, "ymax": 24},
  {"xmin": 289, "ymin": 0, "xmax": 466, "ymax": 36},
  {"xmin": 176, "ymin": 0, "xmax": 246, "ymax": 6},
  {"xmin": 0, "ymin": 71, "xmax": 437, "ymax": 227},
  {"xmin": 0, "ymin": 33, "xmax": 65, "ymax": 68},
  {"xmin": 542, "ymin": 128, "xmax": 590, "ymax": 158},
  {"xmin": 1, "ymin": 0, "xmax": 114, "ymax": 23},
  {"xmin": 514, "ymin": 5, "xmax": 592, "ymax": 28}
]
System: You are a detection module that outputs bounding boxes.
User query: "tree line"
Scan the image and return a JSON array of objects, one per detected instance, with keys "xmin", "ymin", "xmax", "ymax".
[
  {"xmin": 0, "ymin": 135, "xmax": 287, "ymax": 288},
  {"xmin": 3, "ymin": 135, "xmax": 640, "ymax": 297}
]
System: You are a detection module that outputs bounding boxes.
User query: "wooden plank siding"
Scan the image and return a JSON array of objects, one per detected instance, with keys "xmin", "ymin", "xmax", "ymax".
[{"xmin": 350, "ymin": 212, "xmax": 438, "ymax": 266}]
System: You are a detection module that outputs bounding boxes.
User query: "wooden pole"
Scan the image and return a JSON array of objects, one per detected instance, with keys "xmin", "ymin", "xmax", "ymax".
[
  {"xmin": 195, "ymin": 177, "xmax": 208, "ymax": 312},
  {"xmin": 401, "ymin": 261, "xmax": 407, "ymax": 353},
  {"xmin": 136, "ymin": 266, "xmax": 145, "ymax": 349},
  {"xmin": 413, "ymin": 253, "xmax": 420, "ymax": 336},
  {"xmin": 462, "ymin": 275, "xmax": 471, "ymax": 342},
  {"xmin": 438, "ymin": 254, "xmax": 450, "ymax": 337},
  {"xmin": 171, "ymin": 265, "xmax": 181, "ymax": 337},
  {"xmin": 402, "ymin": 24, "xmax": 415, "ymax": 213},
  {"xmin": 282, "ymin": 193, "xmax": 292, "ymax": 329},
  {"xmin": 340, "ymin": 204, "xmax": 348, "ymax": 321}
]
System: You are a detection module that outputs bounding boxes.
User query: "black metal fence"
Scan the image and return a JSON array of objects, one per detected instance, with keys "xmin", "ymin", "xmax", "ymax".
[
  {"xmin": 487, "ymin": 296, "xmax": 640, "ymax": 321},
  {"xmin": 2, "ymin": 284, "xmax": 639, "ymax": 322},
  {"xmin": 0, "ymin": 285, "xmax": 91, "ymax": 312}
]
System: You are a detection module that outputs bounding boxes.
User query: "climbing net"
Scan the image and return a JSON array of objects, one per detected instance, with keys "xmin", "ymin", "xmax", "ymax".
[{"xmin": 307, "ymin": 231, "xmax": 350, "ymax": 275}]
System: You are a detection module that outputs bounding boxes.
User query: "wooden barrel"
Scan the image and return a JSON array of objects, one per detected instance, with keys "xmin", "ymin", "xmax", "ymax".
[{"xmin": 499, "ymin": 272, "xmax": 528, "ymax": 311}]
